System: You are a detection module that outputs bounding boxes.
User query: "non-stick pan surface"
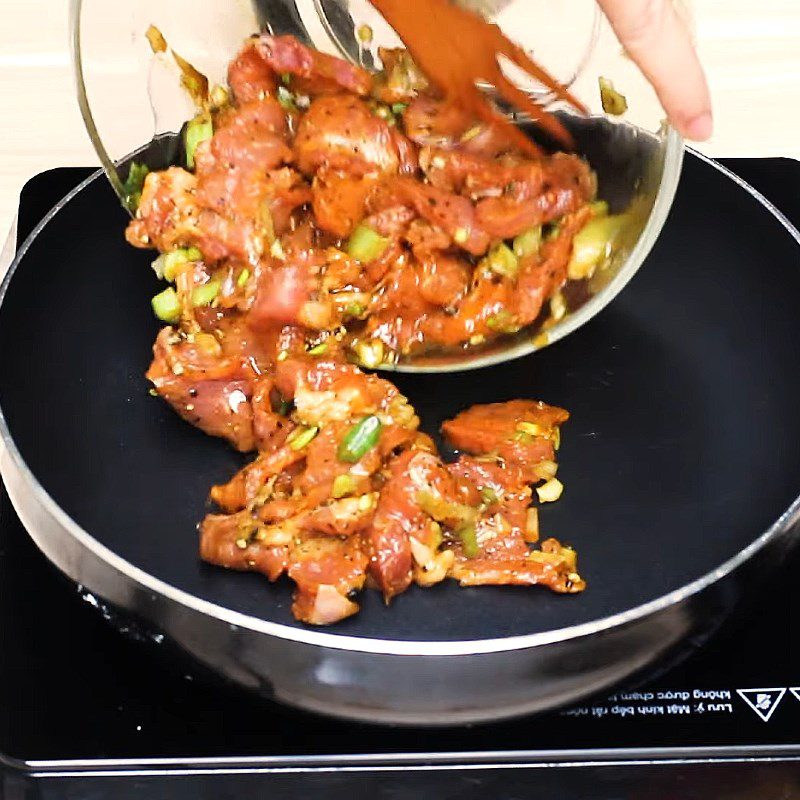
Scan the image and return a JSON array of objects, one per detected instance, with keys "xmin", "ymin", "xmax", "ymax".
[{"xmin": 1, "ymin": 153, "xmax": 800, "ymax": 721}]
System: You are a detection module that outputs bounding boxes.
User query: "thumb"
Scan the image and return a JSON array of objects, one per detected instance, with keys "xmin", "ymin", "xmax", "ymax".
[{"xmin": 596, "ymin": 0, "xmax": 712, "ymax": 140}]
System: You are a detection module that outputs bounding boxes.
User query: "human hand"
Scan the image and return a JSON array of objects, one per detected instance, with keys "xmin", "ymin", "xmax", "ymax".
[{"xmin": 596, "ymin": 0, "xmax": 712, "ymax": 140}]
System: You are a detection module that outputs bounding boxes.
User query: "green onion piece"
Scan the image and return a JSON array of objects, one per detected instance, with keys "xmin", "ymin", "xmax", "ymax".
[
  {"xmin": 307, "ymin": 342, "xmax": 329, "ymax": 356},
  {"xmin": 485, "ymin": 242, "xmax": 519, "ymax": 279},
  {"xmin": 278, "ymin": 399, "xmax": 293, "ymax": 416},
  {"xmin": 237, "ymin": 268, "xmax": 250, "ymax": 288},
  {"xmin": 346, "ymin": 224, "xmax": 389, "ymax": 263},
  {"xmin": 457, "ymin": 524, "xmax": 479, "ymax": 558},
  {"xmin": 567, "ymin": 214, "xmax": 628, "ymax": 280},
  {"xmin": 191, "ymin": 279, "xmax": 221, "ymax": 307},
  {"xmin": 486, "ymin": 310, "xmax": 519, "ymax": 333},
  {"xmin": 599, "ymin": 77, "xmax": 628, "ymax": 116},
  {"xmin": 277, "ymin": 85, "xmax": 297, "ymax": 111},
  {"xmin": 185, "ymin": 113, "xmax": 213, "ymax": 169},
  {"xmin": 160, "ymin": 247, "xmax": 202, "ymax": 282},
  {"xmin": 337, "ymin": 415, "xmax": 382, "ymax": 463},
  {"xmin": 512, "ymin": 226, "xmax": 542, "ymax": 259},
  {"xmin": 331, "ymin": 474, "xmax": 357, "ymax": 499},
  {"xmin": 281, "ymin": 72, "xmax": 292, "ymax": 86},
  {"xmin": 357, "ymin": 23, "xmax": 373, "ymax": 43},
  {"xmin": 590, "ymin": 200, "xmax": 609, "ymax": 217},
  {"xmin": 344, "ymin": 301, "xmax": 365, "ymax": 318},
  {"xmin": 287, "ymin": 425, "xmax": 319, "ymax": 451},
  {"xmin": 391, "ymin": 102, "xmax": 408, "ymax": 115},
  {"xmin": 416, "ymin": 491, "xmax": 477, "ymax": 526},
  {"xmin": 479, "ymin": 487, "xmax": 498, "ymax": 506},
  {"xmin": 151, "ymin": 287, "xmax": 181, "ymax": 324},
  {"xmin": 122, "ymin": 161, "xmax": 149, "ymax": 212}
]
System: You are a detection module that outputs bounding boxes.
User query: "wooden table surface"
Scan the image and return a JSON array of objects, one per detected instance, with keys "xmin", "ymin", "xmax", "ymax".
[{"xmin": 1, "ymin": 0, "xmax": 799, "ymax": 243}]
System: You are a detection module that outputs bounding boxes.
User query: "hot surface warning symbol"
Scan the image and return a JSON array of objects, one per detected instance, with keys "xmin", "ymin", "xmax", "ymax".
[{"xmin": 736, "ymin": 688, "xmax": 786, "ymax": 722}]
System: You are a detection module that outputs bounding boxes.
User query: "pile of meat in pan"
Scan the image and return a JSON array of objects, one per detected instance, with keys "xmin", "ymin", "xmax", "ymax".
[{"xmin": 126, "ymin": 34, "xmax": 592, "ymax": 624}]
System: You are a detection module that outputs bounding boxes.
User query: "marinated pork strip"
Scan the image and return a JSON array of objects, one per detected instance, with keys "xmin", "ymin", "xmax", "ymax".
[{"xmin": 442, "ymin": 399, "xmax": 567, "ymax": 483}]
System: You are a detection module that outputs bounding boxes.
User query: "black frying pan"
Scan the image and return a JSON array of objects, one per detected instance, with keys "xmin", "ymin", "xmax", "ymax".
[{"xmin": 1, "ymin": 152, "xmax": 799, "ymax": 724}]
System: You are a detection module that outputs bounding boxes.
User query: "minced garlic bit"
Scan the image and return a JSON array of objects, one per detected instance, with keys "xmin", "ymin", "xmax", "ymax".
[
  {"xmin": 355, "ymin": 339, "xmax": 385, "ymax": 369},
  {"xmin": 270, "ymin": 238, "xmax": 286, "ymax": 260},
  {"xmin": 357, "ymin": 492, "xmax": 377, "ymax": 511}
]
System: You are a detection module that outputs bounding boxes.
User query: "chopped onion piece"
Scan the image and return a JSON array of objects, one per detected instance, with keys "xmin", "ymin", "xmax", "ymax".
[
  {"xmin": 534, "ymin": 460, "xmax": 558, "ymax": 481},
  {"xmin": 550, "ymin": 291, "xmax": 567, "ymax": 322},
  {"xmin": 409, "ymin": 536, "xmax": 435, "ymax": 568},
  {"xmin": 525, "ymin": 507, "xmax": 539, "ymax": 543},
  {"xmin": 536, "ymin": 478, "xmax": 564, "ymax": 503},
  {"xmin": 309, "ymin": 585, "xmax": 359, "ymax": 625},
  {"xmin": 516, "ymin": 421, "xmax": 545, "ymax": 436}
]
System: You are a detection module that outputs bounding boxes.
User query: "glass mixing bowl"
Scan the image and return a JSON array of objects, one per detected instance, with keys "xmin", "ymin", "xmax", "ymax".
[{"xmin": 70, "ymin": 0, "xmax": 683, "ymax": 372}]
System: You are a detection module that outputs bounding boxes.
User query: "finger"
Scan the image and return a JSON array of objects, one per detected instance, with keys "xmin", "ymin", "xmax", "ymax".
[{"xmin": 596, "ymin": 0, "xmax": 712, "ymax": 140}]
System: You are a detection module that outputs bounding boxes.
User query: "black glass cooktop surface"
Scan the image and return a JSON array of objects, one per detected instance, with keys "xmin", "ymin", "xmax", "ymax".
[{"xmin": 1, "ymin": 159, "xmax": 798, "ymax": 799}]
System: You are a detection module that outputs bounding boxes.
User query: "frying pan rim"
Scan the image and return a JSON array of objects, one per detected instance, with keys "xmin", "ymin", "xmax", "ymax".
[{"xmin": 1, "ymin": 153, "xmax": 799, "ymax": 657}]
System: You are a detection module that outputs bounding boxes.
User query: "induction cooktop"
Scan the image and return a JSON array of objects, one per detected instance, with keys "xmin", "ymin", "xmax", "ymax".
[{"xmin": 1, "ymin": 160, "xmax": 798, "ymax": 799}]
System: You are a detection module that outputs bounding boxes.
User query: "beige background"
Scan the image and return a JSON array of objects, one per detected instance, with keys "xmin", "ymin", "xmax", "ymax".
[{"xmin": 1, "ymin": 0, "xmax": 799, "ymax": 242}]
